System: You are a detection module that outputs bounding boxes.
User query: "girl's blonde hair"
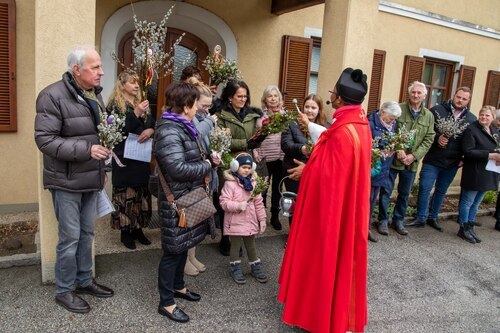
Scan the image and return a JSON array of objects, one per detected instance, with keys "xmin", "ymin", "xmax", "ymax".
[{"xmin": 107, "ymin": 71, "xmax": 141, "ymax": 113}]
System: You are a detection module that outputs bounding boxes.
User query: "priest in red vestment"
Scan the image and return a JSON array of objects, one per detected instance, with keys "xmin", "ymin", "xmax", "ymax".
[{"xmin": 278, "ymin": 68, "xmax": 372, "ymax": 333}]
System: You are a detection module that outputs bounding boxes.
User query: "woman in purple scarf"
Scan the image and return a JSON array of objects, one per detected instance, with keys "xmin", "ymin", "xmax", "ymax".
[{"xmin": 155, "ymin": 82, "xmax": 215, "ymax": 323}]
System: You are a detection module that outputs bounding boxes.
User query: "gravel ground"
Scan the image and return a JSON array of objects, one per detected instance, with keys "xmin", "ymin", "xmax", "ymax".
[{"xmin": 0, "ymin": 216, "xmax": 499, "ymax": 333}]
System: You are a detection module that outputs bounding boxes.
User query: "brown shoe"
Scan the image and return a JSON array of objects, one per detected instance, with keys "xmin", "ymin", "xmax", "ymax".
[{"xmin": 55, "ymin": 292, "xmax": 90, "ymax": 314}]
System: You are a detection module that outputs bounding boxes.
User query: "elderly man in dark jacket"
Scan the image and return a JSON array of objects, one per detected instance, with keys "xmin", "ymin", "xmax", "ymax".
[
  {"xmin": 407, "ymin": 87, "xmax": 476, "ymax": 231},
  {"xmin": 34, "ymin": 45, "xmax": 114, "ymax": 314}
]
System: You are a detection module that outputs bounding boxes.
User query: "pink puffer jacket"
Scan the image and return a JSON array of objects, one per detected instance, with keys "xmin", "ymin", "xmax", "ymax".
[{"xmin": 219, "ymin": 170, "xmax": 267, "ymax": 236}]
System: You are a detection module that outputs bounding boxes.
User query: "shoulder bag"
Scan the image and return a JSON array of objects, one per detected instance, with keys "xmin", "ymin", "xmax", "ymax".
[{"xmin": 157, "ymin": 141, "xmax": 217, "ymax": 228}]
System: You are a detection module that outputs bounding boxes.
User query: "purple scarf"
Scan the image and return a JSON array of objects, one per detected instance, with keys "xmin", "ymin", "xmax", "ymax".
[{"xmin": 161, "ymin": 110, "xmax": 198, "ymax": 140}]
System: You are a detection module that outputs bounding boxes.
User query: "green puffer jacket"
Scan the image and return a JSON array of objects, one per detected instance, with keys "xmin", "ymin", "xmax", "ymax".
[
  {"xmin": 391, "ymin": 102, "xmax": 435, "ymax": 172},
  {"xmin": 215, "ymin": 107, "xmax": 262, "ymax": 154}
]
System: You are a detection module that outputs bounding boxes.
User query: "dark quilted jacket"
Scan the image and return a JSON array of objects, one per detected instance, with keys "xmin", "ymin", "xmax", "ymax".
[
  {"xmin": 154, "ymin": 118, "xmax": 211, "ymax": 254},
  {"xmin": 423, "ymin": 100, "xmax": 477, "ymax": 168},
  {"xmin": 34, "ymin": 72, "xmax": 106, "ymax": 192}
]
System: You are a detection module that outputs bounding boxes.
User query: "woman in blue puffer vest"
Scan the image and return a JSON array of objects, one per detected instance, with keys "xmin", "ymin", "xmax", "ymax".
[{"xmin": 369, "ymin": 101, "xmax": 402, "ymax": 241}]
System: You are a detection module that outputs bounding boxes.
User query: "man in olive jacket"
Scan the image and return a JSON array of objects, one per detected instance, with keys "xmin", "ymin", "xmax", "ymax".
[
  {"xmin": 377, "ymin": 81, "xmax": 435, "ymax": 236},
  {"xmin": 34, "ymin": 46, "xmax": 114, "ymax": 314}
]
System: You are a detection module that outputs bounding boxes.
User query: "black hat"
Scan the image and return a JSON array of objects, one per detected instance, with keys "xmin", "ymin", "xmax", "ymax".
[{"xmin": 335, "ymin": 68, "xmax": 368, "ymax": 104}]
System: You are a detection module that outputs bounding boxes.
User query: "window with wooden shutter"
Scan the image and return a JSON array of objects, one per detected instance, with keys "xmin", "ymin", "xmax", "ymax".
[
  {"xmin": 457, "ymin": 64, "xmax": 476, "ymax": 104},
  {"xmin": 279, "ymin": 35, "xmax": 312, "ymax": 110},
  {"xmin": 367, "ymin": 49, "xmax": 386, "ymax": 113},
  {"xmin": 483, "ymin": 70, "xmax": 500, "ymax": 109},
  {"xmin": 0, "ymin": 0, "xmax": 15, "ymax": 132},
  {"xmin": 399, "ymin": 55, "xmax": 425, "ymax": 103}
]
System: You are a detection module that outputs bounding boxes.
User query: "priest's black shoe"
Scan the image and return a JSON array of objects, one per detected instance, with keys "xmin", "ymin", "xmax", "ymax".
[
  {"xmin": 158, "ymin": 306, "xmax": 189, "ymax": 323},
  {"xmin": 75, "ymin": 280, "xmax": 114, "ymax": 298},
  {"xmin": 55, "ymin": 292, "xmax": 90, "ymax": 314},
  {"xmin": 174, "ymin": 289, "xmax": 201, "ymax": 302},
  {"xmin": 427, "ymin": 219, "xmax": 443, "ymax": 232}
]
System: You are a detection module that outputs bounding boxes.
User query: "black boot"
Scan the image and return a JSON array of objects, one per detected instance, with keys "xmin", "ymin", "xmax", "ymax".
[
  {"xmin": 121, "ymin": 228, "xmax": 136, "ymax": 249},
  {"xmin": 468, "ymin": 224, "xmax": 482, "ymax": 243},
  {"xmin": 457, "ymin": 224, "xmax": 476, "ymax": 244},
  {"xmin": 270, "ymin": 207, "xmax": 282, "ymax": 231},
  {"xmin": 495, "ymin": 219, "xmax": 500, "ymax": 231},
  {"xmin": 132, "ymin": 228, "xmax": 151, "ymax": 245}
]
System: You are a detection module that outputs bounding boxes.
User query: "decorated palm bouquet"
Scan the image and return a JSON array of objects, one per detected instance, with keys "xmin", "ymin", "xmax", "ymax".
[
  {"xmin": 111, "ymin": 5, "xmax": 183, "ymax": 102},
  {"xmin": 435, "ymin": 114, "xmax": 469, "ymax": 139},
  {"xmin": 210, "ymin": 127, "xmax": 233, "ymax": 168},
  {"xmin": 381, "ymin": 124, "xmax": 416, "ymax": 152},
  {"xmin": 249, "ymin": 110, "xmax": 298, "ymax": 142},
  {"xmin": 202, "ymin": 45, "xmax": 241, "ymax": 86},
  {"xmin": 248, "ymin": 175, "xmax": 269, "ymax": 201},
  {"xmin": 97, "ymin": 110, "xmax": 126, "ymax": 166}
]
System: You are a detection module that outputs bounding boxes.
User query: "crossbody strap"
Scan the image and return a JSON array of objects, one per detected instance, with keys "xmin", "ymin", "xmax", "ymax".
[{"xmin": 156, "ymin": 139, "xmax": 210, "ymax": 204}]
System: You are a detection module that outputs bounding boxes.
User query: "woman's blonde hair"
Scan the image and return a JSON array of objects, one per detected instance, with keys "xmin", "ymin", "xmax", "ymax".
[
  {"xmin": 107, "ymin": 71, "xmax": 141, "ymax": 114},
  {"xmin": 186, "ymin": 76, "xmax": 212, "ymax": 98}
]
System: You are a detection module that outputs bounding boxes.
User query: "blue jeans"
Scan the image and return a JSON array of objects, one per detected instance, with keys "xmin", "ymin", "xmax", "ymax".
[
  {"xmin": 370, "ymin": 186, "xmax": 381, "ymax": 222},
  {"xmin": 378, "ymin": 168, "xmax": 416, "ymax": 223},
  {"xmin": 416, "ymin": 163, "xmax": 458, "ymax": 221},
  {"xmin": 458, "ymin": 189, "xmax": 486, "ymax": 225},
  {"xmin": 50, "ymin": 190, "xmax": 98, "ymax": 295}
]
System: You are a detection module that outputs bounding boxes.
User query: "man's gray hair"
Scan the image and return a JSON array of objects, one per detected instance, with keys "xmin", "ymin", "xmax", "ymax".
[
  {"xmin": 67, "ymin": 45, "xmax": 97, "ymax": 73},
  {"xmin": 408, "ymin": 81, "xmax": 427, "ymax": 96},
  {"xmin": 380, "ymin": 101, "xmax": 402, "ymax": 117}
]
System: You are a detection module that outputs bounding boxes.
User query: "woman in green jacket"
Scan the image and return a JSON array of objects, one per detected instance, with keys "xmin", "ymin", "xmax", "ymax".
[{"xmin": 212, "ymin": 79, "xmax": 263, "ymax": 255}]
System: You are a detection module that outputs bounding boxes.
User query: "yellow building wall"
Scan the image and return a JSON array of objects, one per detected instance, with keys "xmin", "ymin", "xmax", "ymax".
[
  {"xmin": 2, "ymin": 0, "xmax": 498, "ymax": 208},
  {"xmin": 0, "ymin": 0, "xmax": 37, "ymax": 208},
  {"xmin": 394, "ymin": 0, "xmax": 500, "ymax": 31},
  {"xmin": 374, "ymin": 10, "xmax": 500, "ymax": 113}
]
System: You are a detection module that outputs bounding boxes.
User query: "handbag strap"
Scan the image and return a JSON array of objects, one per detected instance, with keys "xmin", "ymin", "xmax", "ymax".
[{"xmin": 155, "ymin": 138, "xmax": 210, "ymax": 203}]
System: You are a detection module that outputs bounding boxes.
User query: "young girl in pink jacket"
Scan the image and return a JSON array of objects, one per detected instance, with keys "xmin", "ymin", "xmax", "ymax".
[{"xmin": 219, "ymin": 153, "xmax": 268, "ymax": 284}]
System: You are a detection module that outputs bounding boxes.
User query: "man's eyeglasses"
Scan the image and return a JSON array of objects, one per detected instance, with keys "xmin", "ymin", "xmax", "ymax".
[{"xmin": 200, "ymin": 104, "xmax": 212, "ymax": 110}]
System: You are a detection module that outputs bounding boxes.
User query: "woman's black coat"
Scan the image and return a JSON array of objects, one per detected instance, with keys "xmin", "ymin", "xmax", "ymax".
[
  {"xmin": 154, "ymin": 118, "xmax": 211, "ymax": 254},
  {"xmin": 460, "ymin": 121, "xmax": 499, "ymax": 192}
]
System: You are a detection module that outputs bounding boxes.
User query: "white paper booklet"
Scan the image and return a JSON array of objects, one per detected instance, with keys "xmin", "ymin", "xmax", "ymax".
[
  {"xmin": 96, "ymin": 190, "xmax": 114, "ymax": 218},
  {"xmin": 124, "ymin": 133, "xmax": 153, "ymax": 163},
  {"xmin": 485, "ymin": 159, "xmax": 500, "ymax": 174}
]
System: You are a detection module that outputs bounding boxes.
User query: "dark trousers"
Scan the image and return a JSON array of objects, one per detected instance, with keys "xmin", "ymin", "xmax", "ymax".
[
  {"xmin": 158, "ymin": 250, "xmax": 188, "ymax": 307},
  {"xmin": 263, "ymin": 159, "xmax": 284, "ymax": 210}
]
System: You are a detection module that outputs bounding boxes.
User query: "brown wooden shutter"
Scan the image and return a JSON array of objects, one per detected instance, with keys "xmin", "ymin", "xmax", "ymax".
[
  {"xmin": 279, "ymin": 35, "xmax": 312, "ymax": 110},
  {"xmin": 0, "ymin": 0, "xmax": 16, "ymax": 132},
  {"xmin": 483, "ymin": 70, "xmax": 500, "ymax": 109},
  {"xmin": 457, "ymin": 64, "xmax": 476, "ymax": 104},
  {"xmin": 399, "ymin": 55, "xmax": 425, "ymax": 103},
  {"xmin": 367, "ymin": 49, "xmax": 386, "ymax": 113}
]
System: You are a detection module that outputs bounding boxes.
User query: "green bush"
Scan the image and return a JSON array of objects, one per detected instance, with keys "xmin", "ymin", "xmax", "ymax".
[{"xmin": 482, "ymin": 191, "xmax": 497, "ymax": 204}]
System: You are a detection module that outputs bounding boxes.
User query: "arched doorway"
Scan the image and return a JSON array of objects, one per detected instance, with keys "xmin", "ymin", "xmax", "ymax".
[
  {"xmin": 117, "ymin": 28, "xmax": 209, "ymax": 118},
  {"xmin": 100, "ymin": 1, "xmax": 237, "ymax": 103}
]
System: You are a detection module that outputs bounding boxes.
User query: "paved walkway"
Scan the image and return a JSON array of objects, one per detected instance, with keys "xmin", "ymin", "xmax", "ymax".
[{"xmin": 0, "ymin": 216, "xmax": 499, "ymax": 333}]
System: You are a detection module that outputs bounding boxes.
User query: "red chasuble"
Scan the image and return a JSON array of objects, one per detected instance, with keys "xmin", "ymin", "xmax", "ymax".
[{"xmin": 278, "ymin": 104, "xmax": 372, "ymax": 333}]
